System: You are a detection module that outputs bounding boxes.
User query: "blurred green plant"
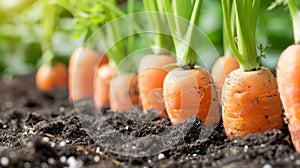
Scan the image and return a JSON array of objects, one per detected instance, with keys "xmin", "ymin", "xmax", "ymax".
[{"xmin": 0, "ymin": 0, "xmax": 294, "ymax": 77}]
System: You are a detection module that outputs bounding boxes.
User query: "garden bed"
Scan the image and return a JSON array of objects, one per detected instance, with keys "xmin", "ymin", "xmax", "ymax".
[{"xmin": 0, "ymin": 73, "xmax": 299, "ymax": 168}]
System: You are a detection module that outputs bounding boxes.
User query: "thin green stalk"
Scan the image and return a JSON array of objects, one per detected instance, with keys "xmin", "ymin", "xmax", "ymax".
[
  {"xmin": 288, "ymin": 0, "xmax": 300, "ymax": 44},
  {"xmin": 223, "ymin": 1, "xmax": 235, "ymax": 56},
  {"xmin": 162, "ymin": 0, "xmax": 203, "ymax": 67},
  {"xmin": 98, "ymin": 0, "xmax": 153, "ymax": 48},
  {"xmin": 127, "ymin": 0, "xmax": 135, "ymax": 54},
  {"xmin": 41, "ymin": 0, "xmax": 56, "ymax": 65},
  {"xmin": 222, "ymin": 0, "xmax": 261, "ymax": 71},
  {"xmin": 103, "ymin": 0, "xmax": 125, "ymax": 66},
  {"xmin": 143, "ymin": 0, "xmax": 172, "ymax": 54}
]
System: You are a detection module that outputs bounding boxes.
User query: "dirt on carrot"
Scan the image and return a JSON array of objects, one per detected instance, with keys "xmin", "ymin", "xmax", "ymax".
[
  {"xmin": 35, "ymin": 62, "xmax": 67, "ymax": 91},
  {"xmin": 222, "ymin": 67, "xmax": 283, "ymax": 139}
]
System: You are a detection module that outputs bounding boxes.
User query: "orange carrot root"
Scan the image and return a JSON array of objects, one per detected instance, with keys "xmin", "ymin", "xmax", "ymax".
[
  {"xmin": 109, "ymin": 73, "xmax": 140, "ymax": 112},
  {"xmin": 163, "ymin": 66, "xmax": 219, "ymax": 126},
  {"xmin": 138, "ymin": 54, "xmax": 177, "ymax": 117},
  {"xmin": 35, "ymin": 62, "xmax": 67, "ymax": 91},
  {"xmin": 223, "ymin": 67, "xmax": 283, "ymax": 139},
  {"xmin": 277, "ymin": 44, "xmax": 300, "ymax": 152},
  {"xmin": 211, "ymin": 56, "xmax": 239, "ymax": 103},
  {"xmin": 94, "ymin": 64, "xmax": 117, "ymax": 109},
  {"xmin": 68, "ymin": 47, "xmax": 107, "ymax": 101}
]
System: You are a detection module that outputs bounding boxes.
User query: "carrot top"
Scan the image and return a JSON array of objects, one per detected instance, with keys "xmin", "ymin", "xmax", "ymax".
[
  {"xmin": 40, "ymin": 0, "xmax": 57, "ymax": 66},
  {"xmin": 222, "ymin": 0, "xmax": 262, "ymax": 71},
  {"xmin": 162, "ymin": 0, "xmax": 203, "ymax": 68},
  {"xmin": 143, "ymin": 0, "xmax": 173, "ymax": 54}
]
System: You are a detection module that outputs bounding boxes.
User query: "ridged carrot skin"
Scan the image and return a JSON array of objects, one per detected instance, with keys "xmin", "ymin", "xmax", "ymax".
[
  {"xmin": 222, "ymin": 67, "xmax": 283, "ymax": 139},
  {"xmin": 94, "ymin": 64, "xmax": 117, "ymax": 109},
  {"xmin": 109, "ymin": 73, "xmax": 140, "ymax": 111},
  {"xmin": 36, "ymin": 62, "xmax": 67, "ymax": 91},
  {"xmin": 68, "ymin": 47, "xmax": 108, "ymax": 101},
  {"xmin": 211, "ymin": 56, "xmax": 239, "ymax": 103},
  {"xmin": 163, "ymin": 66, "xmax": 219, "ymax": 126},
  {"xmin": 277, "ymin": 44, "xmax": 300, "ymax": 152},
  {"xmin": 138, "ymin": 54, "xmax": 177, "ymax": 117}
]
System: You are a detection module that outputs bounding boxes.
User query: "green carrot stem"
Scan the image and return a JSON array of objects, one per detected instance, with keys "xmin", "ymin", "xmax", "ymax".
[
  {"xmin": 41, "ymin": 0, "xmax": 56, "ymax": 65},
  {"xmin": 288, "ymin": 0, "xmax": 300, "ymax": 44},
  {"xmin": 222, "ymin": 0, "xmax": 261, "ymax": 71},
  {"xmin": 162, "ymin": 0, "xmax": 202, "ymax": 67},
  {"xmin": 98, "ymin": 0, "xmax": 153, "ymax": 48},
  {"xmin": 127, "ymin": 0, "xmax": 135, "ymax": 54},
  {"xmin": 223, "ymin": 1, "xmax": 235, "ymax": 56}
]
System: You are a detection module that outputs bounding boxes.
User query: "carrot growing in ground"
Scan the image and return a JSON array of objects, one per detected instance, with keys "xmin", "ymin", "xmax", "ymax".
[
  {"xmin": 221, "ymin": 0, "xmax": 283, "ymax": 139},
  {"xmin": 97, "ymin": 0, "xmax": 140, "ymax": 111},
  {"xmin": 161, "ymin": 0, "xmax": 219, "ymax": 126},
  {"xmin": 35, "ymin": 1, "xmax": 67, "ymax": 91},
  {"xmin": 58, "ymin": 0, "xmax": 108, "ymax": 101},
  {"xmin": 211, "ymin": 4, "xmax": 239, "ymax": 103},
  {"xmin": 138, "ymin": 0, "xmax": 176, "ymax": 117},
  {"xmin": 274, "ymin": 0, "xmax": 300, "ymax": 152}
]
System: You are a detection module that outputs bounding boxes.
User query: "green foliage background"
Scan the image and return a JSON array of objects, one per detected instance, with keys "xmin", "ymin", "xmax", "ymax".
[{"xmin": 0, "ymin": 0, "xmax": 293, "ymax": 77}]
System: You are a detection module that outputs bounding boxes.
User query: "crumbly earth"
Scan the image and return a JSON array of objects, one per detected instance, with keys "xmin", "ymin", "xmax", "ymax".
[{"xmin": 0, "ymin": 73, "xmax": 299, "ymax": 168}]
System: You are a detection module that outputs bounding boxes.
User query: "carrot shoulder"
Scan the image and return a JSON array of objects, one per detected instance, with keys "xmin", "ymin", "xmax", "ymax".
[
  {"xmin": 222, "ymin": 67, "xmax": 283, "ymax": 139},
  {"xmin": 109, "ymin": 73, "xmax": 140, "ymax": 111},
  {"xmin": 138, "ymin": 54, "xmax": 176, "ymax": 117},
  {"xmin": 211, "ymin": 56, "xmax": 239, "ymax": 103},
  {"xmin": 68, "ymin": 47, "xmax": 108, "ymax": 101},
  {"xmin": 277, "ymin": 44, "xmax": 300, "ymax": 151},
  {"xmin": 36, "ymin": 62, "xmax": 67, "ymax": 91},
  {"xmin": 163, "ymin": 66, "xmax": 219, "ymax": 126},
  {"xmin": 94, "ymin": 64, "xmax": 117, "ymax": 109}
]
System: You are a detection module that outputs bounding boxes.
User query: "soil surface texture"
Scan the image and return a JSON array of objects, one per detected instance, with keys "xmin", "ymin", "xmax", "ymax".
[{"xmin": 0, "ymin": 73, "xmax": 299, "ymax": 168}]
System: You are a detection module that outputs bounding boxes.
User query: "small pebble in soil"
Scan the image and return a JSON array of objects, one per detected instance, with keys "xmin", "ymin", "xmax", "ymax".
[
  {"xmin": 50, "ymin": 142, "xmax": 55, "ymax": 147},
  {"xmin": 48, "ymin": 157, "xmax": 56, "ymax": 165},
  {"xmin": 24, "ymin": 162, "xmax": 31, "ymax": 168},
  {"xmin": 263, "ymin": 164, "xmax": 272, "ymax": 168},
  {"xmin": 1, "ymin": 157, "xmax": 9, "ymax": 166},
  {"xmin": 59, "ymin": 107, "xmax": 65, "ymax": 112},
  {"xmin": 60, "ymin": 156, "xmax": 67, "ymax": 163},
  {"xmin": 94, "ymin": 156, "xmax": 100, "ymax": 162},
  {"xmin": 158, "ymin": 153, "xmax": 165, "ymax": 160},
  {"xmin": 59, "ymin": 141, "xmax": 66, "ymax": 147},
  {"xmin": 42, "ymin": 137, "xmax": 50, "ymax": 143},
  {"xmin": 67, "ymin": 156, "xmax": 83, "ymax": 168},
  {"xmin": 296, "ymin": 159, "xmax": 300, "ymax": 165},
  {"xmin": 96, "ymin": 147, "xmax": 100, "ymax": 153}
]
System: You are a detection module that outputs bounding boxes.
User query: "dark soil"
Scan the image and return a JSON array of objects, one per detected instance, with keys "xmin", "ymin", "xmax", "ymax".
[{"xmin": 0, "ymin": 73, "xmax": 300, "ymax": 168}]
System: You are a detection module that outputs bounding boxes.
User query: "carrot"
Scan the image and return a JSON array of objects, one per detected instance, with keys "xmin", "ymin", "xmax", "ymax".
[
  {"xmin": 36, "ymin": 62, "xmax": 67, "ymax": 91},
  {"xmin": 109, "ymin": 73, "xmax": 139, "ymax": 111},
  {"xmin": 137, "ymin": 0, "xmax": 176, "ymax": 117},
  {"xmin": 68, "ymin": 47, "xmax": 108, "ymax": 101},
  {"xmin": 211, "ymin": 56, "xmax": 239, "ymax": 103},
  {"xmin": 161, "ymin": 0, "xmax": 219, "ymax": 126},
  {"xmin": 275, "ymin": 0, "xmax": 300, "ymax": 152},
  {"xmin": 138, "ymin": 54, "xmax": 176, "ymax": 117},
  {"xmin": 95, "ymin": 0, "xmax": 141, "ymax": 111},
  {"xmin": 35, "ymin": 1, "xmax": 67, "ymax": 92},
  {"xmin": 221, "ymin": 0, "xmax": 283, "ymax": 139},
  {"xmin": 164, "ymin": 66, "xmax": 219, "ymax": 126},
  {"xmin": 94, "ymin": 64, "xmax": 117, "ymax": 109}
]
